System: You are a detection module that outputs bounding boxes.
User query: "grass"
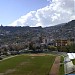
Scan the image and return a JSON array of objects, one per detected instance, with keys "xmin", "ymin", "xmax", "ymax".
[
  {"xmin": 0, "ymin": 54, "xmax": 55, "ymax": 75},
  {"xmin": 59, "ymin": 56, "xmax": 64, "ymax": 75},
  {"xmin": 71, "ymin": 59, "xmax": 75, "ymax": 65}
]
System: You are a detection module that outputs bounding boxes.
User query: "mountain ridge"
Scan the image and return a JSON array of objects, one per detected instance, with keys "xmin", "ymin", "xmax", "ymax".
[{"xmin": 0, "ymin": 20, "xmax": 75, "ymax": 45}]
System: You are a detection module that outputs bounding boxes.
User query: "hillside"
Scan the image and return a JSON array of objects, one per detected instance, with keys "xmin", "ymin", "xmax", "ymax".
[
  {"xmin": 44, "ymin": 20, "xmax": 75, "ymax": 39},
  {"xmin": 0, "ymin": 20, "xmax": 75, "ymax": 45}
]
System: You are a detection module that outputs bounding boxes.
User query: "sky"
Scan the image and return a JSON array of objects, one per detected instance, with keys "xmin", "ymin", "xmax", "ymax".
[{"xmin": 0, "ymin": 0, "xmax": 75, "ymax": 27}]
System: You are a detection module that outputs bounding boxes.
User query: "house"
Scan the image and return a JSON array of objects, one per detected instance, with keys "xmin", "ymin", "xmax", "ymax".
[
  {"xmin": 55, "ymin": 39, "xmax": 68, "ymax": 46},
  {"xmin": 67, "ymin": 38, "xmax": 75, "ymax": 45}
]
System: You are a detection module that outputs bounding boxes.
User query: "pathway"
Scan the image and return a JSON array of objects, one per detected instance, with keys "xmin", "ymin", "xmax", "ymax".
[
  {"xmin": 49, "ymin": 56, "xmax": 60, "ymax": 75},
  {"xmin": 0, "ymin": 55, "xmax": 18, "ymax": 61}
]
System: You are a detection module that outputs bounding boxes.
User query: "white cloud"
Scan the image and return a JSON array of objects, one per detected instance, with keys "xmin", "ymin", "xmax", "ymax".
[
  {"xmin": 8, "ymin": 0, "xmax": 75, "ymax": 27},
  {"xmin": 70, "ymin": 15, "xmax": 75, "ymax": 20}
]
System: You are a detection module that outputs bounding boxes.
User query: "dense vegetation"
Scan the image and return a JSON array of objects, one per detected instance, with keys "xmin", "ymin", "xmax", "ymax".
[{"xmin": 57, "ymin": 44, "xmax": 75, "ymax": 52}]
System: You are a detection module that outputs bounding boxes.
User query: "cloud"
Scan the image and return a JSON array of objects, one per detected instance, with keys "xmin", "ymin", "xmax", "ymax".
[
  {"xmin": 70, "ymin": 15, "xmax": 75, "ymax": 20},
  {"xmin": 8, "ymin": 0, "xmax": 75, "ymax": 27}
]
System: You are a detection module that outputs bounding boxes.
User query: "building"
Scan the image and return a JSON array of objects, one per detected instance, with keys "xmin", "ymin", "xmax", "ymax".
[{"xmin": 56, "ymin": 39, "xmax": 68, "ymax": 46}]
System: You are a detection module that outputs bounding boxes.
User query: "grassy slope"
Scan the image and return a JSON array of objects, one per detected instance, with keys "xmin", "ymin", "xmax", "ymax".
[
  {"xmin": 59, "ymin": 56, "xmax": 64, "ymax": 75},
  {"xmin": 71, "ymin": 59, "xmax": 75, "ymax": 65},
  {"xmin": 0, "ymin": 54, "xmax": 55, "ymax": 75}
]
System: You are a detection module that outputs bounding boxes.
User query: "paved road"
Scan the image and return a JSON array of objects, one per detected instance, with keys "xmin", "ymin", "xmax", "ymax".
[{"xmin": 64, "ymin": 56, "xmax": 75, "ymax": 74}]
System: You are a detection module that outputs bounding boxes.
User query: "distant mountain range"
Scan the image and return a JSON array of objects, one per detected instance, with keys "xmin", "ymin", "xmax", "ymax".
[{"xmin": 0, "ymin": 20, "xmax": 75, "ymax": 45}]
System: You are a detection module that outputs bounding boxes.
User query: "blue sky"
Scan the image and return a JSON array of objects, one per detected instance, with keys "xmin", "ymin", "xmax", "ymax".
[
  {"xmin": 0, "ymin": 0, "xmax": 75, "ymax": 27},
  {"xmin": 0, "ymin": 0, "xmax": 50, "ymax": 26}
]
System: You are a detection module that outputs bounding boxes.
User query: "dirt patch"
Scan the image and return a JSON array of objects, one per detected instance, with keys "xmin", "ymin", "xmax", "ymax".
[
  {"xmin": 4, "ymin": 69, "xmax": 16, "ymax": 75},
  {"xmin": 20, "ymin": 62, "xmax": 29, "ymax": 66},
  {"xmin": 0, "ymin": 73, "xmax": 4, "ymax": 75},
  {"xmin": 0, "ymin": 69, "xmax": 16, "ymax": 75},
  {"xmin": 29, "ymin": 53, "xmax": 48, "ymax": 56},
  {"xmin": 31, "ymin": 57, "xmax": 35, "ymax": 59}
]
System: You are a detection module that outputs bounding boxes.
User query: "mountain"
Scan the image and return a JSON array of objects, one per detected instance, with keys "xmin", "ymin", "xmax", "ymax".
[
  {"xmin": 44, "ymin": 20, "xmax": 75, "ymax": 39},
  {"xmin": 0, "ymin": 20, "xmax": 75, "ymax": 45}
]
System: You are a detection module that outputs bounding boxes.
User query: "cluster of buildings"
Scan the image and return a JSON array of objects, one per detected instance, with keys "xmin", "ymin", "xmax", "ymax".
[{"xmin": 29, "ymin": 35, "xmax": 75, "ymax": 50}]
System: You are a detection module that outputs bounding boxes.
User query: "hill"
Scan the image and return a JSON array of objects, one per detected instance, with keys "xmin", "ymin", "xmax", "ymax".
[
  {"xmin": 0, "ymin": 20, "xmax": 75, "ymax": 45},
  {"xmin": 44, "ymin": 20, "xmax": 75, "ymax": 39}
]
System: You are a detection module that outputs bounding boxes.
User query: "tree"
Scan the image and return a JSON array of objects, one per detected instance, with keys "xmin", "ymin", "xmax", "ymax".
[
  {"xmin": 48, "ymin": 46, "xmax": 57, "ymax": 51},
  {"xmin": 69, "ymin": 44, "xmax": 75, "ymax": 52}
]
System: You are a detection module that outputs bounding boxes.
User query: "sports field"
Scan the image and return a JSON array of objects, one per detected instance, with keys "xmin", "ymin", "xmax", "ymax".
[{"xmin": 0, "ymin": 54, "xmax": 56, "ymax": 75}]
